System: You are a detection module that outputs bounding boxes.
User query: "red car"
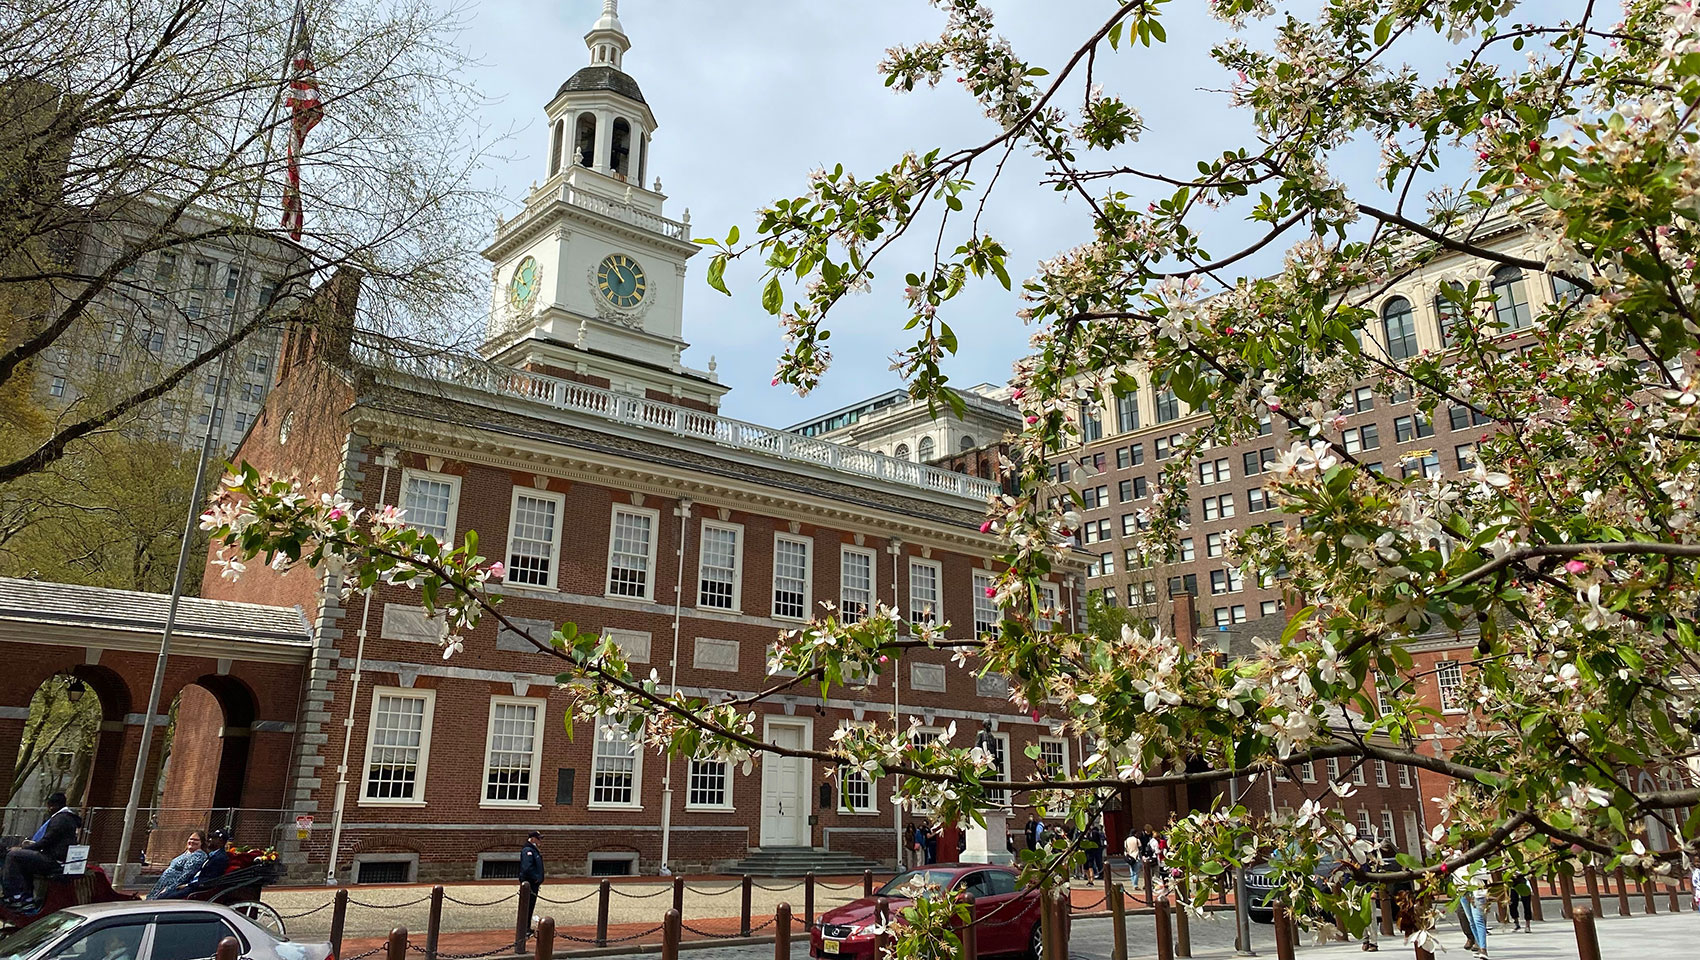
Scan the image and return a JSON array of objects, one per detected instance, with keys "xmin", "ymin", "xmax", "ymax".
[{"xmin": 810, "ymin": 864, "xmax": 1044, "ymax": 960}]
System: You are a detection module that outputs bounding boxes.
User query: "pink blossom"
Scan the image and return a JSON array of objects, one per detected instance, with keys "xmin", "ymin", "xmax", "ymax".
[
  {"xmin": 1565, "ymin": 559, "xmax": 1588, "ymax": 574},
  {"xmin": 1025, "ymin": 415, "xmax": 1039, "ymax": 424},
  {"xmin": 984, "ymin": 585, "xmax": 996, "ymax": 598},
  {"xmin": 980, "ymin": 520, "xmax": 993, "ymax": 533},
  {"xmin": 489, "ymin": 561, "xmax": 506, "ymax": 578}
]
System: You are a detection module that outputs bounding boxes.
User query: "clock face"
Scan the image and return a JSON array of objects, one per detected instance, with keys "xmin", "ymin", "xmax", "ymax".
[
  {"xmin": 508, "ymin": 256, "xmax": 539, "ymax": 310},
  {"xmin": 596, "ymin": 253, "xmax": 647, "ymax": 309}
]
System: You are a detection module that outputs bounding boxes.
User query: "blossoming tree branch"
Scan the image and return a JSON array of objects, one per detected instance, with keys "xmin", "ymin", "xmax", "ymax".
[{"xmin": 203, "ymin": 0, "xmax": 1700, "ymax": 951}]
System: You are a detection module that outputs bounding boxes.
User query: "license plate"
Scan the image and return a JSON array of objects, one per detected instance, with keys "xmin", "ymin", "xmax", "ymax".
[{"xmin": 823, "ymin": 940, "xmax": 842, "ymax": 955}]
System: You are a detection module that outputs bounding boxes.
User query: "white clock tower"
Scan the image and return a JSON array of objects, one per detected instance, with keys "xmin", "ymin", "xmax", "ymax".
[{"xmin": 481, "ymin": 0, "xmax": 725, "ymax": 410}]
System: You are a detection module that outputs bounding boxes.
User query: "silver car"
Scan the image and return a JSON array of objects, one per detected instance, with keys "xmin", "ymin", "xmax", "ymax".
[{"xmin": 0, "ymin": 902, "xmax": 331, "ymax": 960}]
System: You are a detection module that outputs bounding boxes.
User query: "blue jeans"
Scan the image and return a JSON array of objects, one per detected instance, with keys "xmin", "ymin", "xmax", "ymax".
[{"xmin": 1461, "ymin": 896, "xmax": 1488, "ymax": 950}]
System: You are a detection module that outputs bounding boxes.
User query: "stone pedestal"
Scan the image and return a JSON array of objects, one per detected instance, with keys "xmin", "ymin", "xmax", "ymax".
[{"xmin": 963, "ymin": 809, "xmax": 1014, "ymax": 864}]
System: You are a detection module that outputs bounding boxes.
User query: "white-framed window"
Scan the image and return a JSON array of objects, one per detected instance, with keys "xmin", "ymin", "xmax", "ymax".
[
  {"xmin": 1436, "ymin": 660, "xmax": 1465, "ymax": 712},
  {"xmin": 1210, "ymin": 567, "xmax": 1244, "ymax": 595},
  {"xmin": 1038, "ymin": 737, "xmax": 1069, "ymax": 778},
  {"xmin": 507, "ymin": 489, "xmax": 566, "ymax": 589},
  {"xmin": 984, "ymin": 732, "xmax": 1011, "ymax": 806},
  {"xmin": 606, "ymin": 505, "xmax": 659, "ymax": 600},
  {"xmin": 1397, "ymin": 764, "xmax": 1412, "ymax": 788},
  {"xmin": 838, "ymin": 721, "xmax": 877, "ymax": 813},
  {"xmin": 362, "ymin": 687, "xmax": 435, "ymax": 803},
  {"xmin": 840, "ymin": 546, "xmax": 875, "ymax": 623},
  {"xmin": 1327, "ymin": 757, "xmax": 1341, "ymax": 781},
  {"xmin": 1380, "ymin": 809, "xmax": 1397, "ymax": 844},
  {"xmin": 972, "ymin": 571, "xmax": 1000, "ymax": 636},
  {"xmin": 1356, "ymin": 808, "xmax": 1374, "ymax": 840},
  {"xmin": 1351, "ymin": 762, "xmax": 1367, "ymax": 785},
  {"xmin": 906, "ymin": 727, "xmax": 944, "ymax": 813},
  {"xmin": 481, "ymin": 696, "xmax": 544, "ymax": 806},
  {"xmin": 697, "ymin": 520, "xmax": 743, "ymax": 611},
  {"xmin": 1037, "ymin": 581, "xmax": 1060, "ymax": 630},
  {"xmin": 772, "ymin": 534, "xmax": 812, "ymax": 620},
  {"xmin": 1300, "ymin": 761, "xmax": 1315, "ymax": 782},
  {"xmin": 686, "ymin": 755, "xmax": 733, "ymax": 810},
  {"xmin": 399, "ymin": 468, "xmax": 460, "ymax": 545},
  {"xmin": 909, "ymin": 558, "xmax": 942, "ymax": 625},
  {"xmin": 590, "ymin": 714, "xmax": 644, "ymax": 808},
  {"xmin": 1375, "ymin": 760, "xmax": 1389, "ymax": 786},
  {"xmin": 1206, "ymin": 532, "xmax": 1226, "ymax": 558}
]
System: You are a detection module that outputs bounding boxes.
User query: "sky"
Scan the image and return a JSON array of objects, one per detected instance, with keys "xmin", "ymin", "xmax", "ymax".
[{"xmin": 447, "ymin": 1, "xmax": 1541, "ymax": 426}]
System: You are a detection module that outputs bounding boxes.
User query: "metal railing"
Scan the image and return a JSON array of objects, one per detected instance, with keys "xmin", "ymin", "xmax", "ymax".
[
  {"xmin": 354, "ymin": 345, "xmax": 1003, "ymax": 504},
  {"xmin": 2, "ymin": 805, "xmax": 296, "ymax": 867}
]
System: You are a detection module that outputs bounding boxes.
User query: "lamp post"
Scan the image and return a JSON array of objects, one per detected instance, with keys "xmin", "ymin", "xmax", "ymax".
[
  {"xmin": 65, "ymin": 678, "xmax": 86, "ymax": 704},
  {"xmin": 886, "ymin": 537, "xmax": 903, "ymax": 867},
  {"xmin": 659, "ymin": 497, "xmax": 692, "ymax": 873}
]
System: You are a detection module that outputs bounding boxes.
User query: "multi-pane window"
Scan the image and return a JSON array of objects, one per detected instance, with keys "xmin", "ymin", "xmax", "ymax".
[
  {"xmin": 1115, "ymin": 446, "xmax": 1132, "ymax": 469},
  {"xmin": 364, "ymin": 689, "xmax": 433, "ymax": 801},
  {"xmin": 1351, "ymin": 762, "xmax": 1367, "ymax": 785},
  {"xmin": 1154, "ymin": 436, "xmax": 1171, "ymax": 460},
  {"xmin": 1454, "ymin": 443, "xmax": 1477, "ymax": 470},
  {"xmin": 1202, "ymin": 494, "xmax": 1235, "ymax": 520},
  {"xmin": 1551, "ymin": 273, "xmax": 1589, "ymax": 306},
  {"xmin": 1121, "ymin": 514, "xmax": 1137, "ymax": 537},
  {"xmin": 400, "ymin": 470, "xmax": 459, "ymax": 544},
  {"xmin": 1400, "ymin": 452, "xmax": 1441, "ymax": 479},
  {"xmin": 483, "ymin": 699, "xmax": 541, "ymax": 804},
  {"xmin": 1168, "ymin": 574, "xmax": 1198, "ymax": 598},
  {"xmin": 839, "ymin": 722, "xmax": 876, "ymax": 812},
  {"xmin": 1206, "ymin": 532, "xmax": 1226, "ymax": 558},
  {"xmin": 1128, "ymin": 443, "xmax": 1145, "ymax": 465},
  {"xmin": 151, "ymin": 253, "xmax": 177, "ymax": 308},
  {"xmin": 698, "ymin": 522, "xmax": 742, "ymax": 610},
  {"xmin": 1036, "ymin": 582, "xmax": 1060, "ymax": 630},
  {"xmin": 773, "ymin": 536, "xmax": 811, "ymax": 620},
  {"xmin": 840, "ymin": 547, "xmax": 874, "ymax": 623},
  {"xmin": 1375, "ymin": 760, "xmax": 1389, "ymax": 786},
  {"xmin": 1210, "ymin": 567, "xmax": 1244, "ymax": 595},
  {"xmin": 1080, "ymin": 405, "xmax": 1103, "ymax": 442},
  {"xmin": 504, "ymin": 491, "xmax": 564, "ymax": 588},
  {"xmin": 1213, "ymin": 605, "xmax": 1246, "ymax": 626},
  {"xmin": 1347, "ymin": 386, "xmax": 1376, "ymax": 414},
  {"xmin": 1381, "ymin": 810, "xmax": 1398, "ymax": 845},
  {"xmin": 1198, "ymin": 458, "xmax": 1230, "ymax": 485},
  {"xmin": 1178, "ymin": 537, "xmax": 1195, "ymax": 562},
  {"xmin": 1118, "ymin": 479, "xmax": 1133, "ymax": 502},
  {"xmin": 1260, "ymin": 599, "xmax": 1281, "ymax": 617},
  {"xmin": 1101, "ymin": 587, "xmax": 1119, "ymax": 607},
  {"xmin": 1381, "ymin": 297, "xmax": 1419, "ymax": 359},
  {"xmin": 1327, "ymin": 757, "xmax": 1341, "ymax": 781},
  {"xmin": 1247, "ymin": 488, "xmax": 1270, "ymax": 513},
  {"xmin": 1356, "ymin": 809, "xmax": 1374, "ymax": 840},
  {"xmin": 1397, "ymin": 764, "xmax": 1412, "ymax": 788},
  {"xmin": 984, "ymin": 733, "xmax": 1010, "ymax": 806},
  {"xmin": 1436, "ymin": 660, "xmax": 1465, "ymax": 712},
  {"xmin": 1242, "ymin": 447, "xmax": 1275, "ymax": 476},
  {"xmin": 1080, "ymin": 518, "xmax": 1112, "ymax": 544},
  {"xmin": 972, "ymin": 571, "xmax": 1000, "ymax": 636},
  {"xmin": 1156, "ymin": 388, "xmax": 1180, "ymax": 423},
  {"xmin": 1300, "ymin": 761, "xmax": 1316, "ymax": 782},
  {"xmin": 687, "ymin": 756, "xmax": 730, "ymax": 809},
  {"xmin": 1490, "ymin": 266, "xmax": 1532, "ymax": 330},
  {"xmin": 1435, "ymin": 281, "xmax": 1467, "ymax": 345},
  {"xmin": 1116, "ymin": 394, "xmax": 1140, "ymax": 432},
  {"xmin": 186, "ymin": 260, "xmax": 212, "ymax": 320},
  {"xmin": 1038, "ymin": 738, "xmax": 1069, "ymax": 778},
  {"xmin": 1099, "ymin": 552, "xmax": 1114, "ymax": 576},
  {"xmin": 605, "ymin": 506, "xmax": 655, "ymax": 597},
  {"xmin": 48, "ymin": 377, "xmax": 65, "ymax": 397},
  {"xmin": 1081, "ymin": 485, "xmax": 1109, "ymax": 509},
  {"xmin": 591, "ymin": 715, "xmax": 641, "ymax": 806},
  {"xmin": 908, "ymin": 559, "xmax": 942, "ymax": 624},
  {"xmin": 1132, "ymin": 476, "xmax": 1149, "ymax": 499},
  {"xmin": 1393, "ymin": 415, "xmax": 1434, "ymax": 443},
  {"xmin": 1343, "ymin": 424, "xmax": 1380, "ymax": 453},
  {"xmin": 1449, "ymin": 405, "xmax": 1493, "ymax": 430}
]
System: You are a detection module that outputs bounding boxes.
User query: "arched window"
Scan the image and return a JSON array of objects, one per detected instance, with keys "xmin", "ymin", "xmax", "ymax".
[
  {"xmin": 960, "ymin": 435, "xmax": 975, "ymax": 451},
  {"xmin": 894, "ymin": 443, "xmax": 910, "ymax": 461},
  {"xmin": 918, "ymin": 437, "xmax": 935, "ymax": 461},
  {"xmin": 548, "ymin": 120, "xmax": 564, "ymax": 177},
  {"xmin": 1434, "ymin": 281, "xmax": 1467, "ymax": 346},
  {"xmin": 1490, "ymin": 266, "xmax": 1531, "ymax": 330},
  {"xmin": 611, "ymin": 118, "xmax": 632, "ymax": 179},
  {"xmin": 1380, "ymin": 296, "xmax": 1418, "ymax": 360},
  {"xmin": 635, "ymin": 134, "xmax": 647, "ymax": 185},
  {"xmin": 574, "ymin": 113, "xmax": 597, "ymax": 168}
]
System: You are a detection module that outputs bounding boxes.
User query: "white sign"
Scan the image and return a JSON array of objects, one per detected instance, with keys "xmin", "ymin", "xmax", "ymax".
[{"xmin": 62, "ymin": 844, "xmax": 89, "ymax": 876}]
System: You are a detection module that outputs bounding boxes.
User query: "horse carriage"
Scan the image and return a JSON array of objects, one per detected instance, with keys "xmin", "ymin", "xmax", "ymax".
[{"xmin": 0, "ymin": 857, "xmax": 286, "ymax": 939}]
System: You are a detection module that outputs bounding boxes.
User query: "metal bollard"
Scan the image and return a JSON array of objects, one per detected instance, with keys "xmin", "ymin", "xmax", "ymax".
[
  {"xmin": 805, "ymin": 872, "xmax": 816, "ymax": 932},
  {"xmin": 1108, "ymin": 880, "xmax": 1128, "ymax": 960},
  {"xmin": 1668, "ymin": 876, "xmax": 1682, "ymax": 913},
  {"xmin": 776, "ymin": 902, "xmax": 792, "ymax": 960},
  {"xmin": 1174, "ymin": 882, "xmax": 1191, "ymax": 958},
  {"xmin": 1414, "ymin": 938, "xmax": 1435, "ymax": 960},
  {"xmin": 674, "ymin": 875, "xmax": 685, "ymax": 918},
  {"xmin": 1531, "ymin": 876, "xmax": 1544, "ymax": 923},
  {"xmin": 1585, "ymin": 865, "xmax": 1604, "ymax": 919},
  {"xmin": 1642, "ymin": 870, "xmax": 1657, "ymax": 915},
  {"xmin": 328, "ymin": 883, "xmax": 348, "ymax": 958},
  {"xmin": 1559, "ymin": 870, "xmax": 1576, "ymax": 919},
  {"xmin": 1572, "ymin": 905, "xmax": 1601, "ymax": 960},
  {"xmin": 663, "ymin": 908, "xmax": 682, "ymax": 960},
  {"xmin": 1271, "ymin": 904, "xmax": 1294, "ymax": 960},
  {"xmin": 742, "ymin": 874, "xmax": 754, "ymax": 937},
  {"xmin": 596, "ymin": 879, "xmax": 611, "ymax": 947},
  {"xmin": 1154, "ymin": 895, "xmax": 1175, "ymax": 960},
  {"xmin": 533, "ymin": 918, "xmax": 554, "ymax": 960},
  {"xmin": 216, "ymin": 937, "xmax": 239, "ymax": 960},
  {"xmin": 425, "ymin": 885, "xmax": 444, "ymax": 960},
  {"xmin": 1615, "ymin": 867, "xmax": 1632, "ymax": 917},
  {"xmin": 387, "ymin": 928, "xmax": 408, "ymax": 960},
  {"xmin": 873, "ymin": 897, "xmax": 891, "ymax": 959},
  {"xmin": 864, "ymin": 869, "xmax": 875, "ymax": 898},
  {"xmin": 514, "ymin": 883, "xmax": 533, "ymax": 954},
  {"xmin": 1053, "ymin": 887, "xmax": 1072, "ymax": 960},
  {"xmin": 960, "ymin": 893, "xmax": 979, "ymax": 960},
  {"xmin": 1380, "ymin": 886, "xmax": 1395, "ymax": 936}
]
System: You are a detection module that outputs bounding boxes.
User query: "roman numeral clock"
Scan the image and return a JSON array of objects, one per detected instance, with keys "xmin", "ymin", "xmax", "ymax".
[{"xmin": 589, "ymin": 252, "xmax": 653, "ymax": 328}]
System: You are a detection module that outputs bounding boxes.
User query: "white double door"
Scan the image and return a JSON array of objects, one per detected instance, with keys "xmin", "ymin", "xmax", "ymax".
[{"xmin": 759, "ymin": 719, "xmax": 811, "ymax": 847}]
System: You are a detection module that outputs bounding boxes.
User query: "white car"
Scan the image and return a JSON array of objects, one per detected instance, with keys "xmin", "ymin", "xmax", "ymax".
[{"xmin": 0, "ymin": 902, "xmax": 331, "ymax": 960}]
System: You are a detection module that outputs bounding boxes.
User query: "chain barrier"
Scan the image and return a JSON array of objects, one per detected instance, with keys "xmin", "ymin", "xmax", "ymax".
[
  {"xmin": 606, "ymin": 886, "xmax": 672, "ymax": 899},
  {"xmin": 555, "ymin": 924, "xmax": 665, "ymax": 945},
  {"xmin": 681, "ymin": 884, "xmax": 740, "ymax": 897},
  {"xmin": 275, "ymin": 901, "xmax": 336, "ymax": 920},
  {"xmin": 1076, "ymin": 894, "xmax": 1107, "ymax": 910},
  {"xmin": 749, "ymin": 880, "xmax": 802, "ymax": 893},
  {"xmin": 346, "ymin": 894, "xmax": 436, "ymax": 909},
  {"xmin": 405, "ymin": 941, "xmax": 522, "ymax": 959},
  {"xmin": 441, "ymin": 892, "xmax": 519, "ymax": 908},
  {"xmin": 342, "ymin": 948, "xmax": 384, "ymax": 960},
  {"xmin": 813, "ymin": 881, "xmax": 864, "ymax": 892},
  {"xmin": 533, "ymin": 889, "xmax": 598, "ymax": 906}
]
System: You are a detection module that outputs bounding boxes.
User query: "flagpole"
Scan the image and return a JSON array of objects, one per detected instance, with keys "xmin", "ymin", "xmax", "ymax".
[{"xmin": 112, "ymin": 6, "xmax": 303, "ymax": 885}]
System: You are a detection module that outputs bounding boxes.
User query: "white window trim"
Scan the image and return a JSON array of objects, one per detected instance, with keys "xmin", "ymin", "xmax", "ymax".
[
  {"xmin": 1436, "ymin": 660, "xmax": 1466, "ymax": 715},
  {"xmin": 697, "ymin": 519, "xmax": 744, "ymax": 612},
  {"xmin": 837, "ymin": 720, "xmax": 879, "ymax": 814},
  {"xmin": 588, "ymin": 714, "xmax": 646, "ymax": 811},
  {"xmin": 971, "ymin": 571, "xmax": 1000, "ymax": 636},
  {"xmin": 505, "ymin": 487, "xmax": 568, "ymax": 591},
  {"xmin": 1037, "ymin": 736, "xmax": 1070, "ymax": 778},
  {"xmin": 1037, "ymin": 582, "xmax": 1060, "ymax": 630},
  {"xmin": 840, "ymin": 545, "xmax": 877, "ymax": 622},
  {"xmin": 358, "ymin": 686, "xmax": 436, "ymax": 807},
  {"xmin": 684, "ymin": 755, "xmax": 736, "ymax": 812},
  {"xmin": 905, "ymin": 726, "xmax": 945, "ymax": 813},
  {"xmin": 479, "ymin": 695, "xmax": 546, "ymax": 809},
  {"xmin": 605, "ymin": 504, "xmax": 661, "ymax": 601},
  {"xmin": 771, "ymin": 533, "xmax": 814, "ymax": 621},
  {"xmin": 909, "ymin": 557, "xmax": 944, "ymax": 625},
  {"xmin": 399, "ymin": 467, "xmax": 461, "ymax": 545},
  {"xmin": 986, "ymin": 731, "xmax": 1012, "ymax": 808}
]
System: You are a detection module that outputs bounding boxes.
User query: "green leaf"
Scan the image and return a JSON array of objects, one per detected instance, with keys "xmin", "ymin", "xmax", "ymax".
[
  {"xmin": 727, "ymin": 224, "xmax": 740, "ymax": 245},
  {"xmin": 761, "ymin": 276, "xmax": 783, "ymax": 314},
  {"xmin": 1373, "ymin": 13, "xmax": 1393, "ymax": 46},
  {"xmin": 706, "ymin": 255, "xmax": 730, "ymax": 296}
]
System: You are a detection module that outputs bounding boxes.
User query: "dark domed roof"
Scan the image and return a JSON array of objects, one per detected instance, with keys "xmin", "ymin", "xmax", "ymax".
[{"xmin": 555, "ymin": 65, "xmax": 646, "ymax": 105}]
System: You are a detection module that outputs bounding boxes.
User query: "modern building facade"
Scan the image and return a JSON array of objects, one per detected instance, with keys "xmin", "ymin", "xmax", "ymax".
[{"xmin": 786, "ymin": 384, "xmax": 1020, "ymax": 466}]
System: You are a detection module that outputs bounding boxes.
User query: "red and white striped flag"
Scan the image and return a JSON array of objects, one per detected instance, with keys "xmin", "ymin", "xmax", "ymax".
[{"xmin": 281, "ymin": 2, "xmax": 322, "ymax": 241}]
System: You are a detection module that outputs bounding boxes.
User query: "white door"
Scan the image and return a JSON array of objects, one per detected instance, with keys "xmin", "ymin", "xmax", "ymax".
[
  {"xmin": 761, "ymin": 722, "xmax": 808, "ymax": 847},
  {"xmin": 1403, "ymin": 811, "xmax": 1421, "ymax": 854}
]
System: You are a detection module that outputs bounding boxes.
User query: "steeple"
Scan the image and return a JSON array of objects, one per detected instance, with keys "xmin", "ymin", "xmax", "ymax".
[{"xmin": 585, "ymin": 0, "xmax": 630, "ymax": 69}]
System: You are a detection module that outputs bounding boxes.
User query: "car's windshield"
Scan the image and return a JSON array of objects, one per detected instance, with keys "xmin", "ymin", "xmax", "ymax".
[
  {"xmin": 0, "ymin": 912, "xmax": 88, "ymax": 960},
  {"xmin": 875, "ymin": 870, "xmax": 958, "ymax": 897}
]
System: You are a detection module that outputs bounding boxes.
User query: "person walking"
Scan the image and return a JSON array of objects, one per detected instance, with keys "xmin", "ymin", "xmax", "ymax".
[
  {"xmin": 146, "ymin": 831, "xmax": 207, "ymax": 899},
  {"xmin": 519, "ymin": 831, "xmax": 545, "ymax": 898},
  {"xmin": 1456, "ymin": 862, "xmax": 1490, "ymax": 958},
  {"xmin": 1124, "ymin": 830, "xmax": 1143, "ymax": 888},
  {"xmin": 1084, "ymin": 821, "xmax": 1106, "ymax": 885},
  {"xmin": 1508, "ymin": 873, "xmax": 1533, "ymax": 932}
]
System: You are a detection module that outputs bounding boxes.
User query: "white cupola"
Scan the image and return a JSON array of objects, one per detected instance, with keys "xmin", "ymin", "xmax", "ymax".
[
  {"xmin": 540, "ymin": 0, "xmax": 655, "ymax": 186},
  {"xmin": 585, "ymin": 0, "xmax": 630, "ymax": 69}
]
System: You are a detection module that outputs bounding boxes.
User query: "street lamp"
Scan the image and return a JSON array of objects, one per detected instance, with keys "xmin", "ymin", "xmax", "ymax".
[{"xmin": 65, "ymin": 678, "xmax": 86, "ymax": 704}]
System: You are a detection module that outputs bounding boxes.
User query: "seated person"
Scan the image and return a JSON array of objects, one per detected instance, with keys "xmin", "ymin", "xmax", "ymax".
[
  {"xmin": 155, "ymin": 830, "xmax": 230, "ymax": 899},
  {"xmin": 146, "ymin": 831, "xmax": 207, "ymax": 899},
  {"xmin": 2, "ymin": 792, "xmax": 82, "ymax": 908}
]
